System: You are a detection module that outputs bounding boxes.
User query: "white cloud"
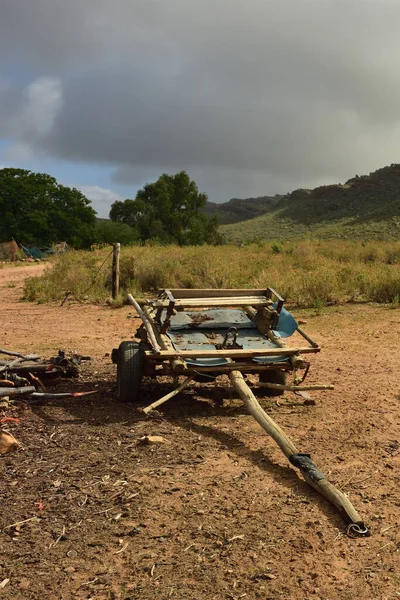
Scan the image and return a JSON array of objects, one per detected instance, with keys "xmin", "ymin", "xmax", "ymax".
[
  {"xmin": 1, "ymin": 76, "xmax": 63, "ymax": 160},
  {"xmin": 77, "ymin": 184, "xmax": 122, "ymax": 218},
  {"xmin": 17, "ymin": 77, "xmax": 63, "ymax": 137},
  {"xmin": 2, "ymin": 2, "xmax": 400, "ymax": 200}
]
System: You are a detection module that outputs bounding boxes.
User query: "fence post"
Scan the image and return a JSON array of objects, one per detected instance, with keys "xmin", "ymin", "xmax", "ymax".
[{"xmin": 112, "ymin": 243, "xmax": 120, "ymax": 299}]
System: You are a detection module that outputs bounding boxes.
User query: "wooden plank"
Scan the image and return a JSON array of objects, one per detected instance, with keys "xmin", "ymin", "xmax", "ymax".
[
  {"xmin": 145, "ymin": 346, "xmax": 320, "ymax": 359},
  {"xmin": 152, "ymin": 297, "xmax": 271, "ymax": 308},
  {"xmin": 164, "ymin": 362, "xmax": 295, "ymax": 373},
  {"xmin": 174, "ymin": 296, "xmax": 268, "ymax": 303},
  {"xmin": 163, "ymin": 288, "xmax": 269, "ymax": 299}
]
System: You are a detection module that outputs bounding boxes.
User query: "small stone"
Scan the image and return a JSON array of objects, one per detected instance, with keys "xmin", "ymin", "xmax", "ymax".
[
  {"xmin": 0, "ymin": 431, "xmax": 19, "ymax": 454},
  {"xmin": 64, "ymin": 566, "xmax": 75, "ymax": 574},
  {"xmin": 139, "ymin": 435, "xmax": 168, "ymax": 445}
]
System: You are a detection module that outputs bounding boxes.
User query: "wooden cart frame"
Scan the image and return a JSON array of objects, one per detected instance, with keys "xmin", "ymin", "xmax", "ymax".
[
  {"xmin": 112, "ymin": 288, "xmax": 370, "ymax": 537},
  {"xmin": 122, "ymin": 287, "xmax": 321, "ymax": 374}
]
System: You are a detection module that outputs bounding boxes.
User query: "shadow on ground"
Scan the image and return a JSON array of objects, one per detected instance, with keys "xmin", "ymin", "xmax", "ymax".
[{"xmin": 24, "ymin": 368, "xmax": 346, "ymax": 534}]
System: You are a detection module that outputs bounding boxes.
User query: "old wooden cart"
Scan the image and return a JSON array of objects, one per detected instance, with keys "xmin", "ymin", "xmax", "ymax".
[{"xmin": 112, "ymin": 288, "xmax": 369, "ymax": 536}]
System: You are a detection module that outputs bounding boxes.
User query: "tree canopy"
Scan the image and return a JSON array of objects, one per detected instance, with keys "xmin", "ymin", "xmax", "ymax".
[
  {"xmin": 109, "ymin": 171, "xmax": 222, "ymax": 245},
  {"xmin": 0, "ymin": 168, "xmax": 97, "ymax": 247},
  {"xmin": 95, "ymin": 219, "xmax": 139, "ymax": 246}
]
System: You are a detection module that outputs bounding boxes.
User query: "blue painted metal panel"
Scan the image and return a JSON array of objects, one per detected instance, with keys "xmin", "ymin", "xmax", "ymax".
[
  {"xmin": 167, "ymin": 327, "xmax": 290, "ymax": 366},
  {"xmin": 272, "ymin": 305, "xmax": 298, "ymax": 338},
  {"xmin": 167, "ymin": 330, "xmax": 217, "ymax": 351},
  {"xmin": 167, "ymin": 330, "xmax": 230, "ymax": 366},
  {"xmin": 165, "ymin": 307, "xmax": 296, "ymax": 367},
  {"xmin": 167, "ymin": 309, "xmax": 255, "ymax": 331}
]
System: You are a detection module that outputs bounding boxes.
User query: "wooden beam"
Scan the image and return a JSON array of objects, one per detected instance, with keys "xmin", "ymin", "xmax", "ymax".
[
  {"xmin": 297, "ymin": 327, "xmax": 319, "ymax": 349},
  {"xmin": 141, "ymin": 305, "xmax": 187, "ymax": 372},
  {"xmin": 163, "ymin": 362, "xmax": 295, "ymax": 374},
  {"xmin": 162, "ymin": 288, "xmax": 269, "ymax": 299},
  {"xmin": 126, "ymin": 294, "xmax": 161, "ymax": 353},
  {"xmin": 244, "ymin": 305, "xmax": 318, "ymax": 369},
  {"xmin": 256, "ymin": 382, "xmax": 334, "ymax": 391},
  {"xmin": 142, "ymin": 376, "xmax": 194, "ymax": 414},
  {"xmin": 228, "ymin": 370, "xmax": 368, "ymax": 532},
  {"xmin": 151, "ymin": 297, "xmax": 272, "ymax": 308},
  {"xmin": 144, "ymin": 346, "xmax": 320, "ymax": 359}
]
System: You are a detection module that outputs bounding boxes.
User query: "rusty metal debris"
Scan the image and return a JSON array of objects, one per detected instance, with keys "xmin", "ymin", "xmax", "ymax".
[{"xmin": 0, "ymin": 347, "xmax": 93, "ymax": 402}]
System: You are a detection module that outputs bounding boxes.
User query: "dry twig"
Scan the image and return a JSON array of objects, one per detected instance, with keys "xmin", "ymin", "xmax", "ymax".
[
  {"xmin": 4, "ymin": 516, "xmax": 39, "ymax": 530},
  {"xmin": 114, "ymin": 542, "xmax": 129, "ymax": 554}
]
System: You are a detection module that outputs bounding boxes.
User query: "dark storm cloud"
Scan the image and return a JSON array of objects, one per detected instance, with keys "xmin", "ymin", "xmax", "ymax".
[{"xmin": 2, "ymin": 0, "xmax": 400, "ymax": 201}]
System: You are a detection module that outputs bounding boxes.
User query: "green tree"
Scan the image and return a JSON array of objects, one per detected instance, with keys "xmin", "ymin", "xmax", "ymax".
[
  {"xmin": 109, "ymin": 171, "xmax": 222, "ymax": 245},
  {"xmin": 95, "ymin": 219, "xmax": 139, "ymax": 246},
  {"xmin": 0, "ymin": 168, "xmax": 97, "ymax": 247}
]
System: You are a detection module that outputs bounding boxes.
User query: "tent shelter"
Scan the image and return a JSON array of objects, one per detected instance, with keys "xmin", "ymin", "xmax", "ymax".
[{"xmin": 0, "ymin": 240, "xmax": 22, "ymax": 262}]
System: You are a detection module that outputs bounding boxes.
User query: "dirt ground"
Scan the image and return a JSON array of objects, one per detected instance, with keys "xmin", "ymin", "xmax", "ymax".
[{"xmin": 0, "ymin": 264, "xmax": 399, "ymax": 600}]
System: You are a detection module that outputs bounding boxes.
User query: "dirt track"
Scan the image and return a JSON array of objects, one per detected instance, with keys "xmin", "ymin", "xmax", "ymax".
[{"xmin": 0, "ymin": 264, "xmax": 399, "ymax": 600}]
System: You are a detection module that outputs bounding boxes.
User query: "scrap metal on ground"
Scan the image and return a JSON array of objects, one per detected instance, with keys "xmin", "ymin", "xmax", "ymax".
[
  {"xmin": 112, "ymin": 287, "xmax": 370, "ymax": 537},
  {"xmin": 0, "ymin": 348, "xmax": 93, "ymax": 402}
]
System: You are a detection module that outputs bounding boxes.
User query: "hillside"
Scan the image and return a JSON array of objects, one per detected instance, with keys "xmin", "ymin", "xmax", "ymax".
[
  {"xmin": 98, "ymin": 197, "xmax": 281, "ymax": 227},
  {"xmin": 202, "ymin": 195, "xmax": 283, "ymax": 224},
  {"xmin": 222, "ymin": 164, "xmax": 400, "ymax": 241}
]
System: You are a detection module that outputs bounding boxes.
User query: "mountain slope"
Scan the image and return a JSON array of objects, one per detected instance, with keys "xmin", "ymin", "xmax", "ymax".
[
  {"xmin": 222, "ymin": 164, "xmax": 400, "ymax": 241},
  {"xmin": 202, "ymin": 195, "xmax": 283, "ymax": 224}
]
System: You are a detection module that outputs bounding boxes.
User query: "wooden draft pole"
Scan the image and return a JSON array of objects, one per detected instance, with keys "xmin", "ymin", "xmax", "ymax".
[
  {"xmin": 142, "ymin": 376, "xmax": 194, "ymax": 414},
  {"xmin": 112, "ymin": 243, "xmax": 120, "ymax": 299},
  {"xmin": 126, "ymin": 294, "xmax": 161, "ymax": 353},
  {"xmin": 228, "ymin": 370, "xmax": 369, "ymax": 537}
]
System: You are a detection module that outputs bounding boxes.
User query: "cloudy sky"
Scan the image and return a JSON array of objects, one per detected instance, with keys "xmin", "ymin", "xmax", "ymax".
[{"xmin": 1, "ymin": 0, "xmax": 400, "ymax": 216}]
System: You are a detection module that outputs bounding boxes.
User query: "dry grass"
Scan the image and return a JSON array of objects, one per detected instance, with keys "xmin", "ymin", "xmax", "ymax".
[{"xmin": 23, "ymin": 240, "xmax": 400, "ymax": 308}]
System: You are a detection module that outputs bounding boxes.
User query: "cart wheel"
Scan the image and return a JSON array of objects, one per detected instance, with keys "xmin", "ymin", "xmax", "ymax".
[
  {"xmin": 259, "ymin": 370, "xmax": 287, "ymax": 396},
  {"xmin": 117, "ymin": 341, "xmax": 143, "ymax": 403}
]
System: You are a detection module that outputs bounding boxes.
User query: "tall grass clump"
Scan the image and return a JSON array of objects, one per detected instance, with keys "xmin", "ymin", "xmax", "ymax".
[
  {"xmin": 362, "ymin": 268, "xmax": 400, "ymax": 303},
  {"xmin": 23, "ymin": 240, "xmax": 400, "ymax": 308},
  {"xmin": 23, "ymin": 250, "xmax": 113, "ymax": 302}
]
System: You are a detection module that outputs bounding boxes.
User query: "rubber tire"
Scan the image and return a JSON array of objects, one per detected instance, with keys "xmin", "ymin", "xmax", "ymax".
[
  {"xmin": 259, "ymin": 370, "xmax": 287, "ymax": 397},
  {"xmin": 117, "ymin": 341, "xmax": 143, "ymax": 403}
]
